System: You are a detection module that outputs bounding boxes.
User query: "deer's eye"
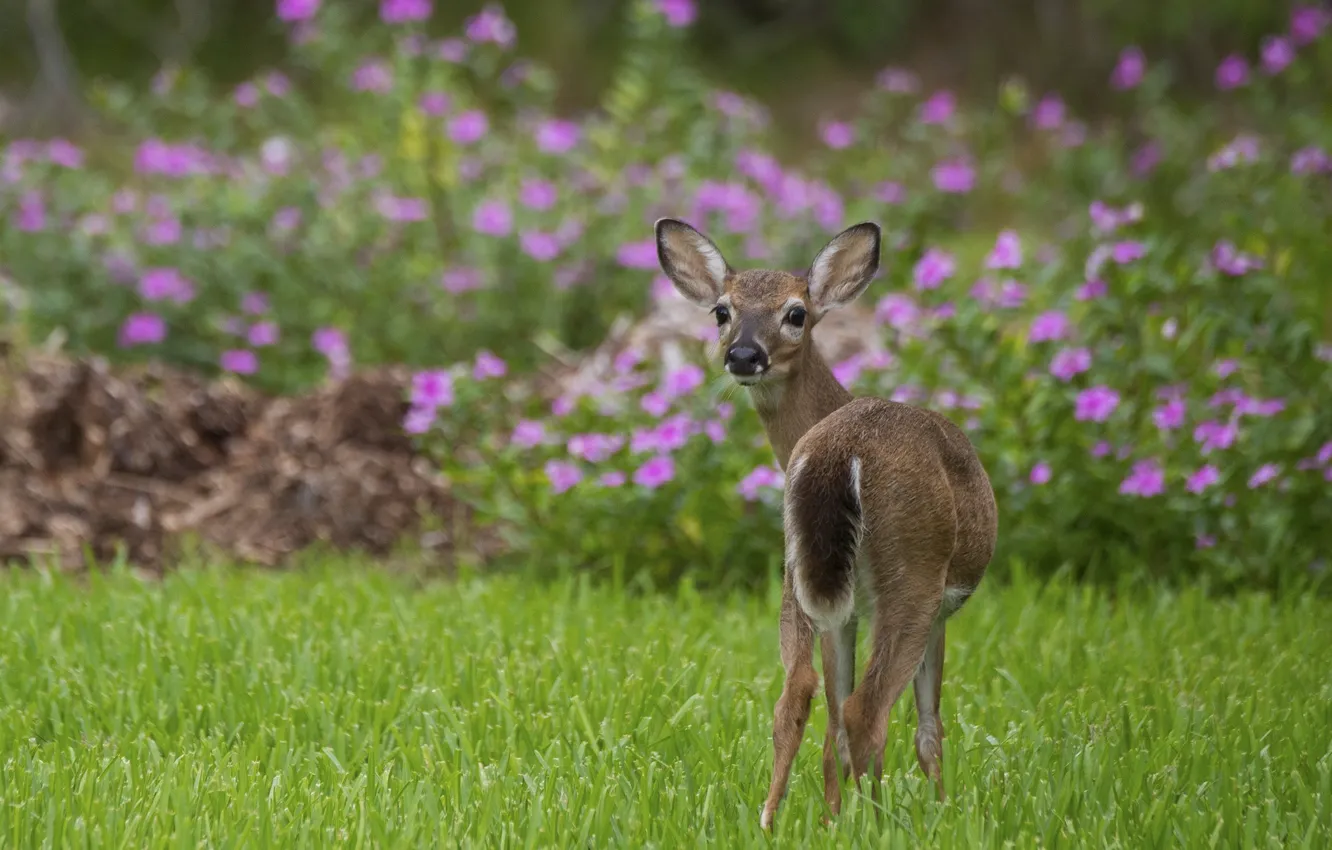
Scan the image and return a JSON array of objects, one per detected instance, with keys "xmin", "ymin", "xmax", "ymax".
[
  {"xmin": 785, "ymin": 305, "xmax": 807, "ymax": 328},
  {"xmin": 714, "ymin": 305, "xmax": 731, "ymax": 326}
]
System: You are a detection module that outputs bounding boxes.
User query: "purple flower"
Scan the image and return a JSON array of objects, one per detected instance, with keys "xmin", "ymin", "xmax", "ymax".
[
  {"xmin": 1211, "ymin": 240, "xmax": 1263, "ymax": 276},
  {"xmin": 510, "ymin": 419, "xmax": 546, "ymax": 448},
  {"xmin": 1075, "ymin": 386, "xmax": 1120, "ymax": 422},
  {"xmin": 1291, "ymin": 146, "xmax": 1331, "ymax": 175},
  {"xmin": 441, "ymin": 267, "xmax": 484, "ymax": 293},
  {"xmin": 663, "ymin": 364, "xmax": 705, "ymax": 397},
  {"xmin": 517, "ymin": 231, "xmax": 560, "ymax": 262},
  {"xmin": 380, "ymin": 0, "xmax": 430, "ymax": 23},
  {"xmin": 264, "ymin": 72, "xmax": 290, "ymax": 96},
  {"xmin": 473, "ymin": 350, "xmax": 507, "ymax": 380},
  {"xmin": 1187, "ymin": 464, "xmax": 1221, "ymax": 494},
  {"xmin": 598, "ymin": 471, "xmax": 626, "ymax": 487},
  {"xmin": 235, "ymin": 82, "xmax": 260, "ymax": 107},
  {"xmin": 872, "ymin": 181, "xmax": 905, "ymax": 204},
  {"xmin": 1031, "ymin": 95, "xmax": 1064, "ymax": 129},
  {"xmin": 1091, "ymin": 440, "xmax": 1113, "ymax": 458},
  {"xmin": 1050, "ymin": 347, "xmax": 1091, "ymax": 381},
  {"xmin": 472, "ymin": 199, "xmax": 512, "ymax": 236},
  {"xmin": 247, "ymin": 321, "xmax": 280, "ymax": 347},
  {"xmin": 313, "ymin": 327, "xmax": 351, "ymax": 379},
  {"xmin": 545, "ymin": 460, "xmax": 583, "ymax": 494},
  {"xmin": 1028, "ymin": 310, "xmax": 1070, "ymax": 343},
  {"xmin": 403, "ymin": 406, "xmax": 435, "ymax": 435},
  {"xmin": 46, "ymin": 139, "xmax": 83, "ymax": 168},
  {"xmin": 411, "ymin": 370, "xmax": 454, "ymax": 408},
  {"xmin": 1196, "ymin": 533, "xmax": 1217, "ymax": 550},
  {"xmin": 16, "ymin": 191, "xmax": 45, "ymax": 231},
  {"xmin": 913, "ymin": 247, "xmax": 955, "ymax": 290},
  {"xmin": 1207, "ymin": 135, "xmax": 1260, "ymax": 171},
  {"xmin": 448, "ymin": 110, "xmax": 488, "ymax": 144},
  {"xmin": 986, "ymin": 230, "xmax": 1022, "ymax": 269},
  {"xmin": 633, "ymin": 455, "xmax": 676, "ymax": 489},
  {"xmin": 241, "ymin": 292, "xmax": 269, "ymax": 315},
  {"xmin": 1153, "ymin": 398, "xmax": 1186, "ymax": 430},
  {"xmin": 419, "ymin": 91, "xmax": 451, "ymax": 115},
  {"xmin": 1194, "ymin": 420, "xmax": 1239, "ymax": 454},
  {"xmin": 567, "ymin": 433, "xmax": 624, "ymax": 462},
  {"xmin": 1119, "ymin": 459, "xmax": 1165, "ymax": 497},
  {"xmin": 1248, "ymin": 463, "xmax": 1280, "ymax": 488},
  {"xmin": 1261, "ymin": 36, "xmax": 1295, "ymax": 74},
  {"xmin": 220, "ymin": 350, "xmax": 259, "ymax": 375},
  {"xmin": 919, "ymin": 91, "xmax": 955, "ymax": 124},
  {"xmin": 819, "ymin": 120, "xmax": 855, "ymax": 149},
  {"xmin": 1111, "ymin": 241, "xmax": 1145, "ymax": 263},
  {"xmin": 654, "ymin": 0, "xmax": 696, "ymax": 27},
  {"xmin": 535, "ymin": 119, "xmax": 579, "ymax": 153},
  {"xmin": 1292, "ymin": 5, "xmax": 1331, "ymax": 45},
  {"xmin": 1029, "ymin": 462, "xmax": 1052, "ymax": 485},
  {"xmin": 519, "ymin": 179, "xmax": 557, "ymax": 210},
  {"xmin": 875, "ymin": 293, "xmax": 920, "ymax": 331},
  {"xmin": 465, "ymin": 4, "xmax": 516, "ymax": 46},
  {"xmin": 1076, "ymin": 279, "xmax": 1107, "ymax": 301},
  {"xmin": 737, "ymin": 465, "xmax": 785, "ymax": 500},
  {"xmin": 118, "ymin": 313, "xmax": 167, "ymax": 347},
  {"xmin": 640, "ymin": 391, "xmax": 670, "ymax": 418},
  {"xmin": 138, "ymin": 268, "xmax": 195, "ymax": 304},
  {"xmin": 277, "ymin": 0, "xmax": 319, "ymax": 21},
  {"xmin": 617, "ymin": 240, "xmax": 659, "ymax": 269},
  {"xmin": 876, "ymin": 67, "xmax": 919, "ymax": 93},
  {"xmin": 1111, "ymin": 47, "xmax": 1146, "ymax": 89},
  {"xmin": 351, "ymin": 61, "xmax": 392, "ymax": 93},
  {"xmin": 932, "ymin": 160, "xmax": 975, "ymax": 194},
  {"xmin": 1215, "ymin": 55, "xmax": 1249, "ymax": 89}
]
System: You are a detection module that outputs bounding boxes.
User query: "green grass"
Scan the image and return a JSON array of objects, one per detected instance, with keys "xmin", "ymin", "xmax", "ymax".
[{"xmin": 1, "ymin": 561, "xmax": 1329, "ymax": 848}]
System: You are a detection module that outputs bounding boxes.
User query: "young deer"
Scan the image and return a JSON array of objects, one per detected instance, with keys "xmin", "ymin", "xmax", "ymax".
[{"xmin": 654, "ymin": 218, "xmax": 998, "ymax": 829}]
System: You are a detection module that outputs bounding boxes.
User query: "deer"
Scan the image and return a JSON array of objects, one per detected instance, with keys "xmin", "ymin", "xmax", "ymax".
[{"xmin": 653, "ymin": 218, "xmax": 998, "ymax": 829}]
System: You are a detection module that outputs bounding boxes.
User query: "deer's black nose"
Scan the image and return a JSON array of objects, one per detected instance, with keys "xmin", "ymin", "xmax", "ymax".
[{"xmin": 725, "ymin": 344, "xmax": 768, "ymax": 376}]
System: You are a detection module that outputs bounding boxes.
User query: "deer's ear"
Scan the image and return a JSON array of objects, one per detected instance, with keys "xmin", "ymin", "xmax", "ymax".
[
  {"xmin": 806, "ymin": 222, "xmax": 881, "ymax": 317},
  {"xmin": 655, "ymin": 218, "xmax": 732, "ymax": 308}
]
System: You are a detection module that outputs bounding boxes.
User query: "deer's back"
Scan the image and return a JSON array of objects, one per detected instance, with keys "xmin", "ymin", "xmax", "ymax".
[{"xmin": 788, "ymin": 396, "xmax": 997, "ymax": 594}]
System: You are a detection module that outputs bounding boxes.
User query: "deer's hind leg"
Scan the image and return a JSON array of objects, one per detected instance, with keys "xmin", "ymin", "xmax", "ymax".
[
  {"xmin": 759, "ymin": 570, "xmax": 819, "ymax": 831},
  {"xmin": 912, "ymin": 616, "xmax": 947, "ymax": 801},
  {"xmin": 819, "ymin": 616, "xmax": 857, "ymax": 816}
]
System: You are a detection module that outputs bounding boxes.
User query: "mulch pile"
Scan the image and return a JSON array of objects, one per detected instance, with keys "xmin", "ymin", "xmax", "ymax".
[{"xmin": 0, "ymin": 353, "xmax": 481, "ymax": 573}]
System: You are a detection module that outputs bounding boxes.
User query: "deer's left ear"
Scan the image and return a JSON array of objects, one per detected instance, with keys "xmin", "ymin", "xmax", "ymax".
[{"xmin": 806, "ymin": 222, "xmax": 881, "ymax": 317}]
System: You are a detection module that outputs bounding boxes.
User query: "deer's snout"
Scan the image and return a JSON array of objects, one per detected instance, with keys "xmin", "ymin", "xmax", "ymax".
[{"xmin": 725, "ymin": 343, "xmax": 768, "ymax": 377}]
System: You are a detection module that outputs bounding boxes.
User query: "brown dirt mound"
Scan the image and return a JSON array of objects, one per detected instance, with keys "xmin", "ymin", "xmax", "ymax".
[{"xmin": 1, "ymin": 354, "xmax": 486, "ymax": 573}]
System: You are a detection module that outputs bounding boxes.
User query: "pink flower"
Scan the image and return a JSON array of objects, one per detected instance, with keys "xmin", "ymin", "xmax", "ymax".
[
  {"xmin": 247, "ymin": 321, "xmax": 280, "ymax": 347},
  {"xmin": 520, "ymin": 231, "xmax": 561, "ymax": 262},
  {"xmin": 277, "ymin": 0, "xmax": 319, "ymax": 21},
  {"xmin": 510, "ymin": 420, "xmax": 546, "ymax": 448},
  {"xmin": 351, "ymin": 61, "xmax": 392, "ymax": 93},
  {"xmin": 519, "ymin": 179, "xmax": 557, "ymax": 210},
  {"xmin": 1028, "ymin": 311, "xmax": 1070, "ymax": 343},
  {"xmin": 1050, "ymin": 347, "xmax": 1091, "ymax": 381},
  {"xmin": 567, "ymin": 433, "xmax": 623, "ymax": 462},
  {"xmin": 1029, "ymin": 462, "xmax": 1052, "ymax": 485},
  {"xmin": 738, "ymin": 465, "xmax": 785, "ymax": 500},
  {"xmin": 1152, "ymin": 398, "xmax": 1186, "ymax": 431},
  {"xmin": 535, "ymin": 119, "xmax": 580, "ymax": 153},
  {"xmin": 138, "ymin": 268, "xmax": 195, "ymax": 304},
  {"xmin": 875, "ymin": 293, "xmax": 919, "ymax": 331},
  {"xmin": 1194, "ymin": 420, "xmax": 1239, "ymax": 454},
  {"xmin": 118, "ymin": 313, "xmax": 167, "ymax": 347},
  {"xmin": 1031, "ymin": 95, "xmax": 1064, "ymax": 129},
  {"xmin": 1261, "ymin": 36, "xmax": 1295, "ymax": 74},
  {"xmin": 472, "ymin": 199, "xmax": 512, "ymax": 236},
  {"xmin": 377, "ymin": 195, "xmax": 429, "ymax": 222},
  {"xmin": 919, "ymin": 91, "xmax": 955, "ymax": 124},
  {"xmin": 220, "ymin": 350, "xmax": 259, "ymax": 375},
  {"xmin": 235, "ymin": 83, "xmax": 260, "ymax": 107},
  {"xmin": 545, "ymin": 460, "xmax": 583, "ymax": 494},
  {"xmin": 876, "ymin": 67, "xmax": 919, "ymax": 93},
  {"xmin": 598, "ymin": 471, "xmax": 626, "ymax": 487},
  {"xmin": 617, "ymin": 240, "xmax": 659, "ymax": 269},
  {"xmin": 633, "ymin": 455, "xmax": 676, "ymax": 489},
  {"xmin": 1187, "ymin": 464, "xmax": 1220, "ymax": 494},
  {"xmin": 241, "ymin": 292, "xmax": 270, "ymax": 315},
  {"xmin": 418, "ymin": 91, "xmax": 450, "ymax": 115},
  {"xmin": 1196, "ymin": 533, "xmax": 1217, "ymax": 550},
  {"xmin": 441, "ymin": 267, "xmax": 484, "ymax": 293},
  {"xmin": 1074, "ymin": 386, "xmax": 1120, "ymax": 422},
  {"xmin": 465, "ymin": 4, "xmax": 516, "ymax": 46},
  {"xmin": 448, "ymin": 110, "xmax": 488, "ymax": 144},
  {"xmin": 819, "ymin": 120, "xmax": 855, "ymax": 149},
  {"xmin": 1076, "ymin": 279, "xmax": 1107, "ymax": 301},
  {"xmin": 1291, "ymin": 5, "xmax": 1331, "ymax": 45},
  {"xmin": 473, "ymin": 350, "xmax": 507, "ymax": 380},
  {"xmin": 872, "ymin": 181, "xmax": 905, "ymax": 204},
  {"xmin": 1091, "ymin": 440, "xmax": 1113, "ymax": 458},
  {"xmin": 1291, "ymin": 146, "xmax": 1331, "ymax": 175},
  {"xmin": 1248, "ymin": 463, "xmax": 1280, "ymax": 488},
  {"xmin": 913, "ymin": 248, "xmax": 955, "ymax": 290},
  {"xmin": 654, "ymin": 0, "xmax": 696, "ymax": 27},
  {"xmin": 1119, "ymin": 459, "xmax": 1165, "ymax": 497},
  {"xmin": 403, "ymin": 407, "xmax": 435, "ymax": 435},
  {"xmin": 16, "ymin": 191, "xmax": 45, "ymax": 231},
  {"xmin": 380, "ymin": 0, "xmax": 430, "ymax": 23},
  {"xmin": 640, "ymin": 391, "xmax": 670, "ymax": 418},
  {"xmin": 986, "ymin": 230, "xmax": 1022, "ymax": 269},
  {"xmin": 1111, "ymin": 241, "xmax": 1145, "ymax": 263},
  {"xmin": 411, "ymin": 370, "xmax": 454, "ymax": 408},
  {"xmin": 1215, "ymin": 55, "xmax": 1249, "ymax": 89},
  {"xmin": 932, "ymin": 159, "xmax": 975, "ymax": 194},
  {"xmin": 1111, "ymin": 47, "xmax": 1146, "ymax": 89},
  {"xmin": 663, "ymin": 364, "xmax": 705, "ymax": 397},
  {"xmin": 1211, "ymin": 240, "xmax": 1263, "ymax": 276}
]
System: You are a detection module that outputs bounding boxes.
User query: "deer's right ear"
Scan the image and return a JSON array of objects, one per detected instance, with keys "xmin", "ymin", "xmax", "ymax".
[{"xmin": 655, "ymin": 218, "xmax": 732, "ymax": 308}]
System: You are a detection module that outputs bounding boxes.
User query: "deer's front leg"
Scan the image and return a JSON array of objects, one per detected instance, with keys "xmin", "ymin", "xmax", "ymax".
[{"xmin": 759, "ymin": 574, "xmax": 818, "ymax": 831}]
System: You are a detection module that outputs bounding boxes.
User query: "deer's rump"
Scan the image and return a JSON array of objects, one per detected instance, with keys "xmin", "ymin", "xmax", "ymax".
[{"xmin": 782, "ymin": 397, "xmax": 998, "ymax": 631}]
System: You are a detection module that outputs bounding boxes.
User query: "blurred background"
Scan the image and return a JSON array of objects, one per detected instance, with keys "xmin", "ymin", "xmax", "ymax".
[{"xmin": 1, "ymin": 0, "xmax": 1329, "ymax": 593}]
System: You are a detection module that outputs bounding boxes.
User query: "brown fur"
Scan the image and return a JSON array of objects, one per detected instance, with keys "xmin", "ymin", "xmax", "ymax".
[{"xmin": 655, "ymin": 218, "xmax": 999, "ymax": 829}]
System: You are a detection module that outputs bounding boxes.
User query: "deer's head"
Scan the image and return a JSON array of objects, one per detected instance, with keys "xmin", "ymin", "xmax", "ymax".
[{"xmin": 654, "ymin": 218, "xmax": 882, "ymax": 386}]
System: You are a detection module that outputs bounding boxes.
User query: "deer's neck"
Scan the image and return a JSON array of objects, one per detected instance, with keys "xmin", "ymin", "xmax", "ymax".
[{"xmin": 748, "ymin": 341, "xmax": 853, "ymax": 470}]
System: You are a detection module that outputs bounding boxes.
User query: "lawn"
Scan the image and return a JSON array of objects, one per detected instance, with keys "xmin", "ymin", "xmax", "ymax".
[{"xmin": 0, "ymin": 561, "xmax": 1329, "ymax": 848}]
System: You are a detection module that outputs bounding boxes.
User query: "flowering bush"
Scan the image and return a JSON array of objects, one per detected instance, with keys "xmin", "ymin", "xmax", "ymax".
[{"xmin": 3, "ymin": 0, "xmax": 1331, "ymax": 589}]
